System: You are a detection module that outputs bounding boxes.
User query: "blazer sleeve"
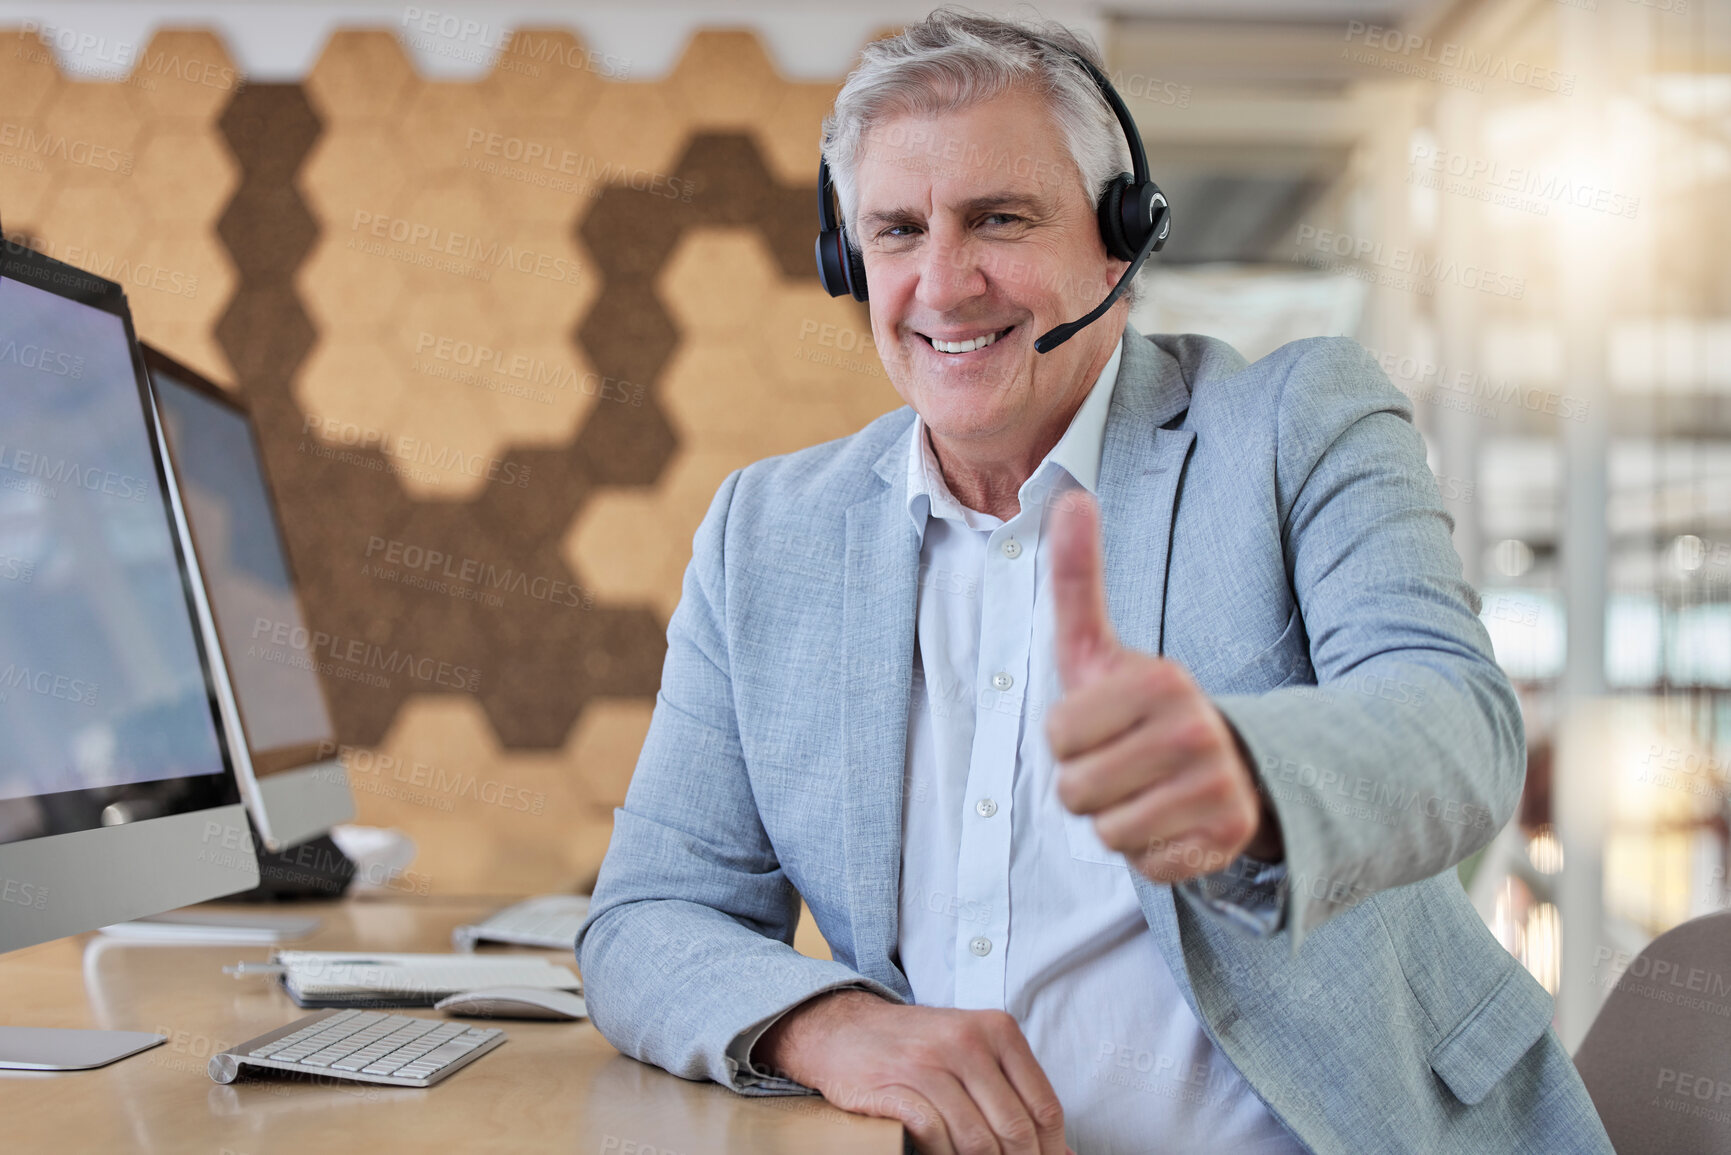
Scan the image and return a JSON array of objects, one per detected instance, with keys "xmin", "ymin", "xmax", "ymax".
[
  {"xmin": 574, "ymin": 469, "xmax": 903, "ymax": 1094},
  {"xmin": 1193, "ymin": 337, "xmax": 1525, "ymax": 950}
]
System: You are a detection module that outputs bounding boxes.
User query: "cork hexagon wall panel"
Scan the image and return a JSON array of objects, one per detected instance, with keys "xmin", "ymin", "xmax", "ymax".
[{"xmin": 0, "ymin": 25, "xmax": 903, "ymax": 893}]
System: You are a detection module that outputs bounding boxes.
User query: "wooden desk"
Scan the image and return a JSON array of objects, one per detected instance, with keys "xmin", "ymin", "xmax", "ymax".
[{"xmin": 0, "ymin": 897, "xmax": 903, "ymax": 1154}]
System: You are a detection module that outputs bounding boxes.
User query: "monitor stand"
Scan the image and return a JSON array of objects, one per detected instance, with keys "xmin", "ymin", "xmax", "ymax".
[
  {"xmin": 0, "ymin": 1025, "xmax": 165, "ymax": 1070},
  {"xmin": 228, "ymin": 831, "xmax": 356, "ymax": 901}
]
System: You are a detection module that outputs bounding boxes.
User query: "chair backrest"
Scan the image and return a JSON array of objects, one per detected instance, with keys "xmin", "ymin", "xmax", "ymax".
[{"xmin": 1573, "ymin": 910, "xmax": 1731, "ymax": 1153}]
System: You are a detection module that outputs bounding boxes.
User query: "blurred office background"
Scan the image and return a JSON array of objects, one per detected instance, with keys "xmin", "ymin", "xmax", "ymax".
[{"xmin": 0, "ymin": 0, "xmax": 1724, "ymax": 1048}]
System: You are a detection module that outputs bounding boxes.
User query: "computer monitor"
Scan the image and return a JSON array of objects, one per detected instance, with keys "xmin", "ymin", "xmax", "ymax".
[
  {"xmin": 0, "ymin": 242, "xmax": 259, "ymax": 1068},
  {"xmin": 142, "ymin": 345, "xmax": 353, "ymax": 852}
]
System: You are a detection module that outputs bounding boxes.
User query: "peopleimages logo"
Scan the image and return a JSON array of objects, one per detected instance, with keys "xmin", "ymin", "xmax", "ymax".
[
  {"xmin": 299, "ymin": 414, "xmax": 531, "ymax": 488},
  {"xmin": 0, "ymin": 338, "xmax": 83, "ymax": 378},
  {"xmin": 0, "ymin": 121, "xmax": 132, "ymax": 173},
  {"xmin": 1293, "ymin": 224, "xmax": 1526, "ymax": 299},
  {"xmin": 1365, "ymin": 347, "xmax": 1591, "ymax": 423},
  {"xmin": 349, "ymin": 211, "xmax": 584, "ymax": 284},
  {"xmin": 1342, "ymin": 20, "xmax": 1576, "ymax": 94},
  {"xmin": 0, "ymin": 663, "xmax": 100, "ymax": 708},
  {"xmin": 0, "ymin": 443, "xmax": 150, "ymax": 501},
  {"xmin": 1409, "ymin": 145, "xmax": 1640, "ymax": 220},
  {"xmin": 248, "ymin": 616, "xmax": 482, "ymax": 692},
  {"xmin": 362, "ymin": 535, "xmax": 594, "ymax": 610}
]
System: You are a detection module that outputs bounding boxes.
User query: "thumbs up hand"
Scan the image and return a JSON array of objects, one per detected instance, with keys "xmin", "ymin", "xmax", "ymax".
[{"xmin": 1045, "ymin": 492, "xmax": 1282, "ymax": 884}]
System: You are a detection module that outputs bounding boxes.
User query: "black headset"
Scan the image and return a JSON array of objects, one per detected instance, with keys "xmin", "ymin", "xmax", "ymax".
[{"xmin": 815, "ymin": 38, "xmax": 1170, "ymax": 354}]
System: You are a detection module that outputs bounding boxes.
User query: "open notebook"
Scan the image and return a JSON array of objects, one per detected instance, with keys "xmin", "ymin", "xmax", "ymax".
[{"xmin": 272, "ymin": 951, "xmax": 581, "ymax": 1008}]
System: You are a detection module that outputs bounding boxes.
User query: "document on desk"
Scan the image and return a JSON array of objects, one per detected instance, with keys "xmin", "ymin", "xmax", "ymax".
[{"xmin": 273, "ymin": 951, "xmax": 580, "ymax": 1008}]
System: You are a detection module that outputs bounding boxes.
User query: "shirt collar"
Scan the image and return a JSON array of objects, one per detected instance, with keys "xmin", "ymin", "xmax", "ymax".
[{"xmin": 905, "ymin": 333, "xmax": 1124, "ymax": 538}]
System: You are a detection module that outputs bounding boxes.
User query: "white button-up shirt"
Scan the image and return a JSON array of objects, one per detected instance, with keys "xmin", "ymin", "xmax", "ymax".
[{"xmin": 899, "ymin": 336, "xmax": 1304, "ymax": 1154}]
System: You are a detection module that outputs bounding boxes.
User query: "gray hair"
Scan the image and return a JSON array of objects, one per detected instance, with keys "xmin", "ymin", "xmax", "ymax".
[{"xmin": 821, "ymin": 9, "xmax": 1132, "ymax": 261}]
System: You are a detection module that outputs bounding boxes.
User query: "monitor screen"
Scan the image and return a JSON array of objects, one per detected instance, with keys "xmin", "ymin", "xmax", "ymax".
[
  {"xmin": 0, "ymin": 272, "xmax": 231, "ymax": 842},
  {"xmin": 150, "ymin": 366, "xmax": 337, "ymax": 774}
]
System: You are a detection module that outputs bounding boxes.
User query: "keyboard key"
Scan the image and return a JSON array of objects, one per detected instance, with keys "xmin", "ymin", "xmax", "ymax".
[{"xmin": 416, "ymin": 1040, "xmax": 482, "ymax": 1068}]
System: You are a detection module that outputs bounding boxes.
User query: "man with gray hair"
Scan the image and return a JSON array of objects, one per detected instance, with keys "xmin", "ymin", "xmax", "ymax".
[{"xmin": 577, "ymin": 9, "xmax": 1612, "ymax": 1153}]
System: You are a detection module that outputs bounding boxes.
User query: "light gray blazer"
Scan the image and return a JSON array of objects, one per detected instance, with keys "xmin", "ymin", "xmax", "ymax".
[{"xmin": 576, "ymin": 326, "xmax": 1613, "ymax": 1154}]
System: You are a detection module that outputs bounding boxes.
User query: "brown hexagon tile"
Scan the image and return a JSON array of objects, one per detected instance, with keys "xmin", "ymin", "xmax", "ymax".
[
  {"xmin": 573, "ymin": 82, "xmax": 686, "ymax": 182},
  {"xmin": 477, "ymin": 28, "xmax": 603, "ymax": 121},
  {"xmin": 339, "ymin": 698, "xmax": 550, "ymax": 892},
  {"xmin": 394, "ymin": 78, "xmax": 481, "ymax": 172},
  {"xmin": 301, "ymin": 124, "xmax": 412, "ymax": 223},
  {"xmin": 764, "ymin": 281, "xmax": 893, "ymax": 400},
  {"xmin": 566, "ymin": 697, "xmax": 654, "ymax": 817},
  {"xmin": 565, "ymin": 489, "xmax": 678, "ymax": 618},
  {"xmin": 34, "ymin": 78, "xmax": 146, "ymax": 172},
  {"xmin": 141, "ymin": 322, "xmax": 233, "ymax": 390},
  {"xmin": 477, "ymin": 219, "xmax": 596, "ymax": 334},
  {"xmin": 123, "ymin": 228, "xmax": 233, "ymax": 343},
  {"xmin": 31, "ymin": 179, "xmax": 149, "ymax": 267},
  {"xmin": 129, "ymin": 125, "xmax": 238, "ymax": 221},
  {"xmin": 131, "ymin": 28, "xmax": 245, "ymax": 124},
  {"xmin": 668, "ymin": 334, "xmax": 890, "ymax": 462},
  {"xmin": 656, "ymin": 225, "xmax": 781, "ymax": 340},
  {"xmin": 0, "ymin": 148, "xmax": 59, "ymax": 226},
  {"xmin": 390, "ymin": 278, "xmax": 514, "ymax": 368},
  {"xmin": 0, "ymin": 26, "xmax": 62, "ymax": 118},
  {"xmin": 457, "ymin": 332, "xmax": 600, "ymax": 448},
  {"xmin": 393, "ymin": 174, "xmax": 496, "ymax": 239},
  {"xmin": 662, "ymin": 29, "xmax": 782, "ymax": 131},
  {"xmin": 449, "ymin": 127, "xmax": 602, "ymax": 226},
  {"xmin": 657, "ymin": 341, "xmax": 788, "ymax": 452},
  {"xmin": 374, "ymin": 379, "xmax": 508, "ymax": 501},
  {"xmin": 296, "ymin": 232, "xmax": 412, "ymax": 335},
  {"xmin": 566, "ymin": 450, "xmax": 742, "ymax": 621},
  {"xmin": 754, "ymin": 81, "xmax": 840, "ymax": 187},
  {"xmin": 295, "ymin": 336, "xmax": 416, "ymax": 443},
  {"xmin": 305, "ymin": 29, "xmax": 419, "ymax": 124}
]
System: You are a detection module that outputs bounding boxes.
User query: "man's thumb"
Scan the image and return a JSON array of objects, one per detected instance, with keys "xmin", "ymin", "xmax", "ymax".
[{"xmin": 1049, "ymin": 490, "xmax": 1116, "ymax": 688}]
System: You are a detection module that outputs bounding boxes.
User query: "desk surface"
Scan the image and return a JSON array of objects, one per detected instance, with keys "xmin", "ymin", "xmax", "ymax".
[{"xmin": 0, "ymin": 896, "xmax": 902, "ymax": 1154}]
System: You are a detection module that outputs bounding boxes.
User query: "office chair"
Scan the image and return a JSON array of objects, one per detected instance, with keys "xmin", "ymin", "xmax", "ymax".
[{"xmin": 1572, "ymin": 909, "xmax": 1731, "ymax": 1153}]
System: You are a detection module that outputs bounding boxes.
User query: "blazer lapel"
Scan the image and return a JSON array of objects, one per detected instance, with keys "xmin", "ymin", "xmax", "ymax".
[
  {"xmin": 1098, "ymin": 330, "xmax": 1205, "ymax": 1004},
  {"xmin": 838, "ymin": 436, "xmax": 920, "ymax": 998},
  {"xmin": 1098, "ymin": 327, "xmax": 1195, "ymax": 659}
]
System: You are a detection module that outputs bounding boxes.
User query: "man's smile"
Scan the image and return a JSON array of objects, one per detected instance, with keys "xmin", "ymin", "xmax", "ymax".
[{"xmin": 915, "ymin": 324, "xmax": 1017, "ymax": 356}]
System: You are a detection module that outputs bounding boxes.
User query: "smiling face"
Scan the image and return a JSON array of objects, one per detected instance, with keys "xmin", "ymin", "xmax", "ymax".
[{"xmin": 853, "ymin": 85, "xmax": 1128, "ymax": 475}]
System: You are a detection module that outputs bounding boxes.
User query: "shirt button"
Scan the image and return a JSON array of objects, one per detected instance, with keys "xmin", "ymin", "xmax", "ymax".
[
  {"xmin": 1001, "ymin": 538, "xmax": 1022, "ymax": 559},
  {"xmin": 975, "ymin": 798, "xmax": 998, "ymax": 818},
  {"xmin": 990, "ymin": 672, "xmax": 1013, "ymax": 691},
  {"xmin": 969, "ymin": 936, "xmax": 992, "ymax": 957}
]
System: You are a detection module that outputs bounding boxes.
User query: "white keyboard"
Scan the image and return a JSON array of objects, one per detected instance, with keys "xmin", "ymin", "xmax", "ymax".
[
  {"xmin": 452, "ymin": 894, "xmax": 591, "ymax": 950},
  {"xmin": 208, "ymin": 1009, "xmax": 504, "ymax": 1087}
]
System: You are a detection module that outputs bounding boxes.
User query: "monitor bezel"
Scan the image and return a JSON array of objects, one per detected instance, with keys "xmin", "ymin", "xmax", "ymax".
[
  {"xmin": 0, "ymin": 240, "xmax": 258, "ymax": 951},
  {"xmin": 140, "ymin": 343, "xmax": 338, "ymax": 780}
]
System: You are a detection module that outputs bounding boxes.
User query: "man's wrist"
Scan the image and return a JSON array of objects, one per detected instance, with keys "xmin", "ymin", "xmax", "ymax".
[
  {"xmin": 752, "ymin": 987, "xmax": 880, "ymax": 1081},
  {"xmin": 1220, "ymin": 708, "xmax": 1283, "ymax": 863},
  {"xmin": 1243, "ymin": 790, "xmax": 1284, "ymax": 862}
]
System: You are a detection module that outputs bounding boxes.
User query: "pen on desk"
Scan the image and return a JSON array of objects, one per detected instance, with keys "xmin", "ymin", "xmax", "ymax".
[{"xmin": 223, "ymin": 961, "xmax": 287, "ymax": 977}]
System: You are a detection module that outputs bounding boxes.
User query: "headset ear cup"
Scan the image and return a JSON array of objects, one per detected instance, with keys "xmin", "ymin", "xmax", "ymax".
[
  {"xmin": 1095, "ymin": 174, "xmax": 1135, "ymax": 262},
  {"xmin": 1118, "ymin": 182, "xmax": 1169, "ymax": 256},
  {"xmin": 816, "ymin": 227, "xmax": 869, "ymax": 301},
  {"xmin": 815, "ymin": 229, "xmax": 846, "ymax": 298},
  {"xmin": 846, "ymin": 237, "xmax": 869, "ymax": 302}
]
